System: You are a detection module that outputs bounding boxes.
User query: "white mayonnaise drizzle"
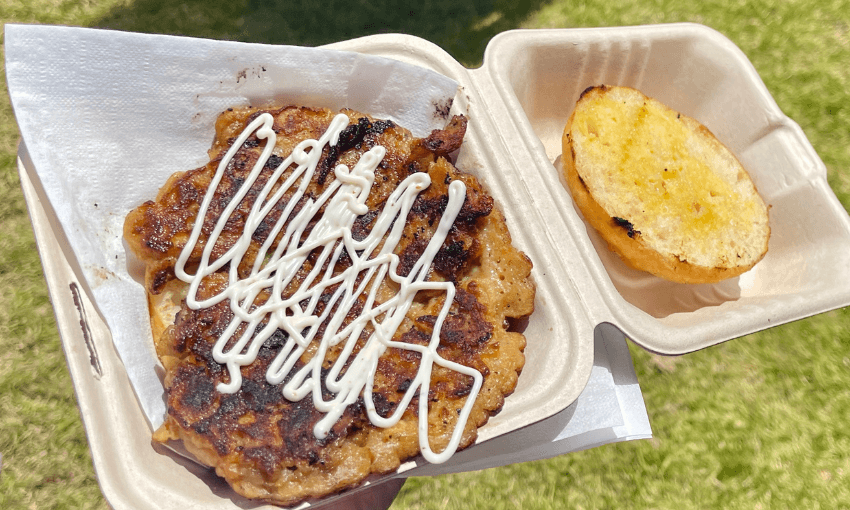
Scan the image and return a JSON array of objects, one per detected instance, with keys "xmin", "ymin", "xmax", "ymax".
[{"xmin": 174, "ymin": 112, "xmax": 482, "ymax": 464}]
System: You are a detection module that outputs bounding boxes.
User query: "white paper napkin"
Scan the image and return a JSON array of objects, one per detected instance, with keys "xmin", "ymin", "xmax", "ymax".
[{"xmin": 6, "ymin": 23, "xmax": 651, "ymax": 477}]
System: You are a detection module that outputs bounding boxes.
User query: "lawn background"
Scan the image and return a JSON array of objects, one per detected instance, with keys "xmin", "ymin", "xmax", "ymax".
[{"xmin": 1, "ymin": 0, "xmax": 849, "ymax": 509}]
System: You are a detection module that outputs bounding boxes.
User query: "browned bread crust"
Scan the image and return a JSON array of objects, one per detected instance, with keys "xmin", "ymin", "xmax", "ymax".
[{"xmin": 562, "ymin": 85, "xmax": 770, "ymax": 284}]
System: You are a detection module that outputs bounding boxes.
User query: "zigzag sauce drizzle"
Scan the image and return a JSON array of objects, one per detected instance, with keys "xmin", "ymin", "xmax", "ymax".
[{"xmin": 174, "ymin": 113, "xmax": 481, "ymax": 464}]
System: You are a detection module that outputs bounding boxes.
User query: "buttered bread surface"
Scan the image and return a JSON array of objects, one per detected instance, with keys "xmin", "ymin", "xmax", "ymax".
[{"xmin": 562, "ymin": 85, "xmax": 770, "ymax": 284}]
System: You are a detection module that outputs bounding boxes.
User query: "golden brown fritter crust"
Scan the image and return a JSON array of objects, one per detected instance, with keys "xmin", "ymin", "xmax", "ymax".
[{"xmin": 124, "ymin": 105, "xmax": 535, "ymax": 506}]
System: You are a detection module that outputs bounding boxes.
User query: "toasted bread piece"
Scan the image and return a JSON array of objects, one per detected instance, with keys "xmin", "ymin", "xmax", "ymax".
[{"xmin": 562, "ymin": 85, "xmax": 770, "ymax": 284}]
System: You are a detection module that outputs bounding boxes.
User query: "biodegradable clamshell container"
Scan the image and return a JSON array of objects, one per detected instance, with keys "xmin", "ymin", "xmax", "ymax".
[{"xmin": 16, "ymin": 23, "xmax": 850, "ymax": 508}]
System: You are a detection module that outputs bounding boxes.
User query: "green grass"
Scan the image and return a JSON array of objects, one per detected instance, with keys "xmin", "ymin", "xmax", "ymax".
[{"xmin": 1, "ymin": 0, "xmax": 849, "ymax": 509}]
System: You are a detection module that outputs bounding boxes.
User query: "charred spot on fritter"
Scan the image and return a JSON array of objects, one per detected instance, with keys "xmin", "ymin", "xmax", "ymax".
[
  {"xmin": 318, "ymin": 116, "xmax": 395, "ymax": 185},
  {"xmin": 148, "ymin": 264, "xmax": 175, "ymax": 294},
  {"xmin": 351, "ymin": 207, "xmax": 382, "ymax": 241},
  {"xmin": 433, "ymin": 237, "xmax": 478, "ymax": 280}
]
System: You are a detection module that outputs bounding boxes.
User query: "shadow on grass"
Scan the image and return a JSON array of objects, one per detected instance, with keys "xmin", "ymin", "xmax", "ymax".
[{"xmin": 92, "ymin": 0, "xmax": 546, "ymax": 66}]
